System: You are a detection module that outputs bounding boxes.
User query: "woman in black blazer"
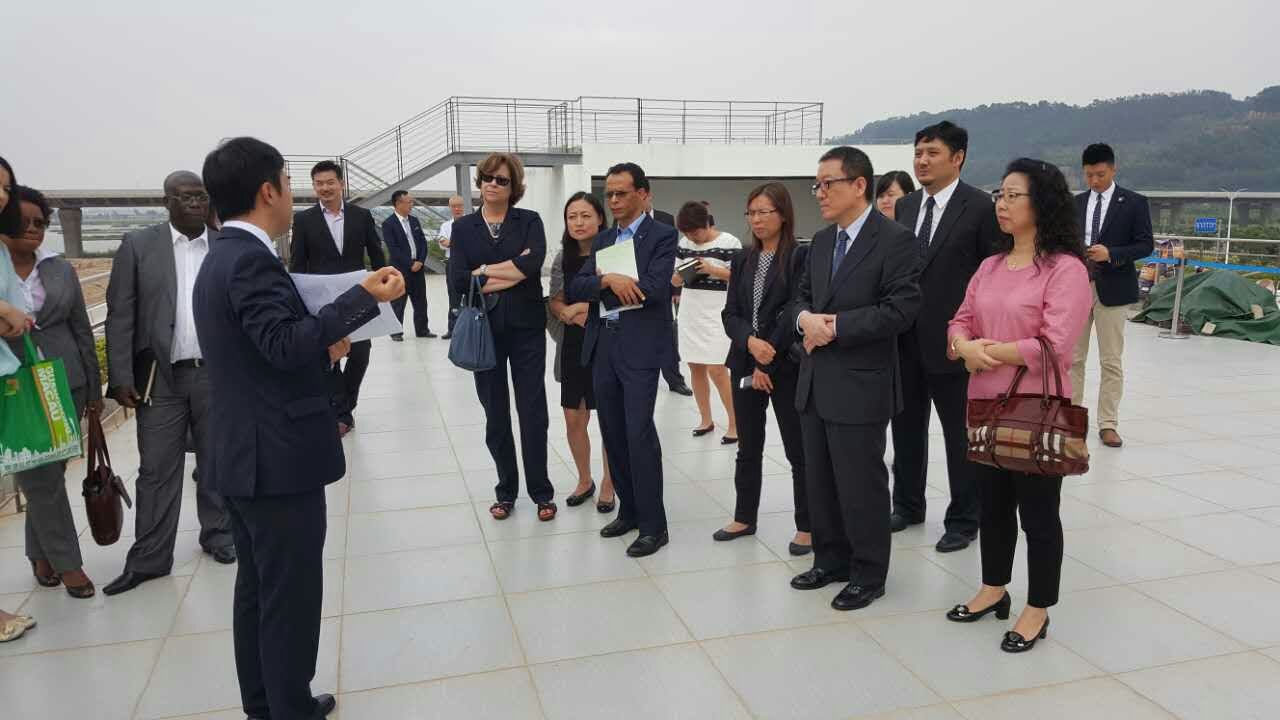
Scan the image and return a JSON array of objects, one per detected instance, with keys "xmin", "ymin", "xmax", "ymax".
[
  {"xmin": 715, "ymin": 183, "xmax": 811, "ymax": 555},
  {"xmin": 447, "ymin": 153, "xmax": 556, "ymax": 522}
]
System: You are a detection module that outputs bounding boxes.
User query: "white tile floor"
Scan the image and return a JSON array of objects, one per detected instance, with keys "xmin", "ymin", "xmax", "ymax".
[{"xmin": 4, "ymin": 277, "xmax": 1280, "ymax": 719}]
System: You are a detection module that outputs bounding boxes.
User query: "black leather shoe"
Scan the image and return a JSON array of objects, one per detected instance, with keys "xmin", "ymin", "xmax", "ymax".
[
  {"xmin": 790, "ymin": 568, "xmax": 849, "ymax": 591},
  {"xmin": 831, "ymin": 583, "xmax": 885, "ymax": 611},
  {"xmin": 565, "ymin": 482, "xmax": 596, "ymax": 507},
  {"xmin": 669, "ymin": 382, "xmax": 693, "ymax": 396},
  {"xmin": 247, "ymin": 694, "xmax": 335, "ymax": 720},
  {"xmin": 600, "ymin": 517, "xmax": 637, "ymax": 538},
  {"xmin": 419, "ymin": 332, "xmax": 438, "ymax": 339},
  {"xmin": 102, "ymin": 570, "xmax": 167, "ymax": 596},
  {"xmin": 935, "ymin": 532, "xmax": 976, "ymax": 553},
  {"xmin": 712, "ymin": 525, "xmax": 756, "ymax": 542},
  {"xmin": 946, "ymin": 592, "xmax": 1012, "ymax": 623},
  {"xmin": 1001, "ymin": 617, "xmax": 1050, "ymax": 653},
  {"xmin": 206, "ymin": 545, "xmax": 237, "ymax": 565},
  {"xmin": 788, "ymin": 542, "xmax": 813, "ymax": 557},
  {"xmin": 890, "ymin": 513, "xmax": 924, "ymax": 533},
  {"xmin": 391, "ymin": 333, "xmax": 405, "ymax": 342},
  {"xmin": 626, "ymin": 533, "xmax": 669, "ymax": 557},
  {"xmin": 441, "ymin": 333, "xmax": 453, "ymax": 340}
]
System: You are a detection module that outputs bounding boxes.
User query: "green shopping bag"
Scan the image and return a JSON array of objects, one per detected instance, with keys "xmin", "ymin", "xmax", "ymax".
[{"xmin": 0, "ymin": 334, "xmax": 83, "ymax": 474}]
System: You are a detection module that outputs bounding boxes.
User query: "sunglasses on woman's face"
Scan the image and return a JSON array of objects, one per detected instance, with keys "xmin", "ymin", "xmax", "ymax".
[{"xmin": 479, "ymin": 173, "xmax": 512, "ymax": 187}]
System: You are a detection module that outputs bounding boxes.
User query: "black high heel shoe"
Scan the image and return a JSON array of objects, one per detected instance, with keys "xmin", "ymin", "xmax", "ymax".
[
  {"xmin": 946, "ymin": 592, "xmax": 1011, "ymax": 623},
  {"xmin": 1001, "ymin": 616, "xmax": 1050, "ymax": 653},
  {"xmin": 31, "ymin": 560, "xmax": 61, "ymax": 588},
  {"xmin": 565, "ymin": 482, "xmax": 596, "ymax": 507}
]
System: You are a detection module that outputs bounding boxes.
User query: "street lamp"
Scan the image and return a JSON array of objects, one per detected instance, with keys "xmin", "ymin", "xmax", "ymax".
[{"xmin": 1220, "ymin": 187, "xmax": 1248, "ymax": 264}]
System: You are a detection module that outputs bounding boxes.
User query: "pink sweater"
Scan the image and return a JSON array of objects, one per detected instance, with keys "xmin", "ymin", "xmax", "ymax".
[{"xmin": 948, "ymin": 253, "xmax": 1092, "ymax": 401}]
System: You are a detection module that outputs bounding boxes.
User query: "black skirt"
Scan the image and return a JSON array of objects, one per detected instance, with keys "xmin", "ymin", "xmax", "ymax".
[{"xmin": 559, "ymin": 325, "xmax": 595, "ymax": 410}]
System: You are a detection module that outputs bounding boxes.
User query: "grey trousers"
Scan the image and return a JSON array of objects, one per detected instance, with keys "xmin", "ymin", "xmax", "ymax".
[
  {"xmin": 124, "ymin": 365, "xmax": 232, "ymax": 574},
  {"xmin": 16, "ymin": 386, "xmax": 87, "ymax": 572}
]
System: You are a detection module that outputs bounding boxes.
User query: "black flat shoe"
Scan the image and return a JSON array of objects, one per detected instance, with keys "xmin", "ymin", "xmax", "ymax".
[
  {"xmin": 391, "ymin": 333, "xmax": 405, "ymax": 342},
  {"xmin": 1002, "ymin": 617, "xmax": 1050, "ymax": 653},
  {"xmin": 102, "ymin": 570, "xmax": 167, "ymax": 596},
  {"xmin": 669, "ymin": 383, "xmax": 693, "ymax": 396},
  {"xmin": 947, "ymin": 592, "xmax": 1012, "ymax": 623},
  {"xmin": 720, "ymin": 435, "xmax": 738, "ymax": 445},
  {"xmin": 788, "ymin": 542, "xmax": 813, "ymax": 557},
  {"xmin": 314, "ymin": 693, "xmax": 337, "ymax": 716},
  {"xmin": 935, "ymin": 531, "xmax": 976, "ymax": 553},
  {"xmin": 712, "ymin": 525, "xmax": 756, "ymax": 542},
  {"xmin": 600, "ymin": 517, "xmax": 636, "ymax": 538},
  {"xmin": 566, "ymin": 482, "xmax": 596, "ymax": 507},
  {"xmin": 31, "ymin": 561, "xmax": 60, "ymax": 588},
  {"xmin": 831, "ymin": 583, "xmax": 885, "ymax": 611},
  {"xmin": 596, "ymin": 497, "xmax": 616, "ymax": 514},
  {"xmin": 890, "ymin": 513, "xmax": 924, "ymax": 533},
  {"xmin": 692, "ymin": 424, "xmax": 715, "ymax": 437},
  {"xmin": 420, "ymin": 332, "xmax": 438, "ymax": 339},
  {"xmin": 626, "ymin": 532, "xmax": 669, "ymax": 557},
  {"xmin": 790, "ymin": 567, "xmax": 849, "ymax": 591}
]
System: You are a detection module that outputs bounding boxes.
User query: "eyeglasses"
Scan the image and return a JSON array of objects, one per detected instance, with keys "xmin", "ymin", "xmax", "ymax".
[
  {"xmin": 603, "ymin": 190, "xmax": 633, "ymax": 201},
  {"xmin": 744, "ymin": 209, "xmax": 779, "ymax": 219},
  {"xmin": 478, "ymin": 173, "xmax": 512, "ymax": 187},
  {"xmin": 991, "ymin": 190, "xmax": 1031, "ymax": 204},
  {"xmin": 168, "ymin": 192, "xmax": 210, "ymax": 204},
  {"xmin": 810, "ymin": 177, "xmax": 857, "ymax": 195},
  {"xmin": 22, "ymin": 217, "xmax": 49, "ymax": 231}
]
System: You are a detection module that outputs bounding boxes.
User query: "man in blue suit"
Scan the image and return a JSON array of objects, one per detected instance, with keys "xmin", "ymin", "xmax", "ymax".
[
  {"xmin": 381, "ymin": 189, "xmax": 435, "ymax": 340},
  {"xmin": 193, "ymin": 137, "xmax": 404, "ymax": 720},
  {"xmin": 568, "ymin": 162, "xmax": 677, "ymax": 557}
]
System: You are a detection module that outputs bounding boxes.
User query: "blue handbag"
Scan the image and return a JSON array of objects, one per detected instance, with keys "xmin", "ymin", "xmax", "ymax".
[{"xmin": 448, "ymin": 276, "xmax": 497, "ymax": 372}]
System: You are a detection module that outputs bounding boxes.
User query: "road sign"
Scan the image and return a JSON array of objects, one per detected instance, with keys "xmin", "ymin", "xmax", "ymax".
[{"xmin": 1194, "ymin": 217, "xmax": 1219, "ymax": 234}]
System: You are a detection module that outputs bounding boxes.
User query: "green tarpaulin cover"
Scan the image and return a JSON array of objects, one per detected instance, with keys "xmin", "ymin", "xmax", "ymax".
[{"xmin": 1132, "ymin": 269, "xmax": 1280, "ymax": 345}]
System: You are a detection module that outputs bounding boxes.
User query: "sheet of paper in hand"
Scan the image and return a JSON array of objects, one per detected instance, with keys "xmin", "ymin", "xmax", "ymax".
[
  {"xmin": 289, "ymin": 270, "xmax": 403, "ymax": 343},
  {"xmin": 596, "ymin": 240, "xmax": 642, "ymax": 312}
]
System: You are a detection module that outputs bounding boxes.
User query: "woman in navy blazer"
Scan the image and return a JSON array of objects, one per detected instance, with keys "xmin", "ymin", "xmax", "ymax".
[{"xmin": 447, "ymin": 153, "xmax": 556, "ymax": 522}]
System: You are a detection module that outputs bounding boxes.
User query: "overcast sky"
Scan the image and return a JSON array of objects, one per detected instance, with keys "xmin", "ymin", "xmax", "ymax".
[{"xmin": 3, "ymin": 0, "xmax": 1276, "ymax": 189}]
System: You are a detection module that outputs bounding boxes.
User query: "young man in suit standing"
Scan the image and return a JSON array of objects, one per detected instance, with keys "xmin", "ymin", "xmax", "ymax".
[
  {"xmin": 288, "ymin": 160, "xmax": 387, "ymax": 435},
  {"xmin": 568, "ymin": 163, "xmax": 679, "ymax": 558},
  {"xmin": 790, "ymin": 147, "xmax": 921, "ymax": 611},
  {"xmin": 194, "ymin": 137, "xmax": 403, "ymax": 720},
  {"xmin": 381, "ymin": 190, "xmax": 434, "ymax": 341},
  {"xmin": 889, "ymin": 121, "xmax": 1001, "ymax": 553},
  {"xmin": 1072, "ymin": 143, "xmax": 1153, "ymax": 447}
]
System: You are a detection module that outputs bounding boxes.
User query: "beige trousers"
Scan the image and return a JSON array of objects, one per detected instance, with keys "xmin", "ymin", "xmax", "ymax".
[{"xmin": 1071, "ymin": 284, "xmax": 1129, "ymax": 430}]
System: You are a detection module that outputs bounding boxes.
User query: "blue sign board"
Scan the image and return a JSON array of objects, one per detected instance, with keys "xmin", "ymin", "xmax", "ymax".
[{"xmin": 1194, "ymin": 217, "xmax": 1219, "ymax": 234}]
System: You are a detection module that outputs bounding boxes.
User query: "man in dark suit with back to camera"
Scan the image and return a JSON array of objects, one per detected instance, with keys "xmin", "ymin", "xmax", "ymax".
[
  {"xmin": 1072, "ymin": 143, "xmax": 1152, "ymax": 449},
  {"xmin": 568, "ymin": 162, "xmax": 679, "ymax": 558},
  {"xmin": 790, "ymin": 146, "xmax": 921, "ymax": 611},
  {"xmin": 288, "ymin": 160, "xmax": 387, "ymax": 435},
  {"xmin": 381, "ymin": 189, "xmax": 434, "ymax": 341},
  {"xmin": 193, "ymin": 137, "xmax": 404, "ymax": 720},
  {"xmin": 890, "ymin": 121, "xmax": 1001, "ymax": 554}
]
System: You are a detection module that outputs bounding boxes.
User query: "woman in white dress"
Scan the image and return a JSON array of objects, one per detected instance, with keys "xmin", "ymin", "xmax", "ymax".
[{"xmin": 672, "ymin": 201, "xmax": 741, "ymax": 444}]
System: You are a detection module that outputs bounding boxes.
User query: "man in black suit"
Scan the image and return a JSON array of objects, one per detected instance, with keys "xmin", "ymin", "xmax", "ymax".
[
  {"xmin": 193, "ymin": 137, "xmax": 404, "ymax": 720},
  {"xmin": 288, "ymin": 160, "xmax": 387, "ymax": 435},
  {"xmin": 890, "ymin": 121, "xmax": 1001, "ymax": 553},
  {"xmin": 647, "ymin": 199, "xmax": 693, "ymax": 396},
  {"xmin": 1072, "ymin": 143, "xmax": 1153, "ymax": 448},
  {"xmin": 568, "ymin": 162, "xmax": 679, "ymax": 558},
  {"xmin": 790, "ymin": 147, "xmax": 921, "ymax": 611},
  {"xmin": 381, "ymin": 189, "xmax": 434, "ymax": 341}
]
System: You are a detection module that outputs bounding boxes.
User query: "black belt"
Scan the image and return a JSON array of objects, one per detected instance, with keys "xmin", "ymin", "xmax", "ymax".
[
  {"xmin": 602, "ymin": 318, "xmax": 622, "ymax": 330},
  {"xmin": 173, "ymin": 359, "xmax": 204, "ymax": 369}
]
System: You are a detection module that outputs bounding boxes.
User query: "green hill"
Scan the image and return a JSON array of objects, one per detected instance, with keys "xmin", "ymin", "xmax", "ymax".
[{"xmin": 830, "ymin": 87, "xmax": 1280, "ymax": 191}]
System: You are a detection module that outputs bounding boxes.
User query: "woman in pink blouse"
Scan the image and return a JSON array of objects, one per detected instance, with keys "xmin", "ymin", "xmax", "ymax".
[{"xmin": 943, "ymin": 159, "xmax": 1091, "ymax": 654}]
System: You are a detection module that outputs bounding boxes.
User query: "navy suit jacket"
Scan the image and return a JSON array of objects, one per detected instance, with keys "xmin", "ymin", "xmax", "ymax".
[
  {"xmin": 567, "ymin": 214, "xmax": 678, "ymax": 371},
  {"xmin": 192, "ymin": 226, "xmax": 380, "ymax": 498},
  {"xmin": 447, "ymin": 207, "xmax": 547, "ymax": 333},
  {"xmin": 380, "ymin": 213, "xmax": 429, "ymax": 273},
  {"xmin": 1076, "ymin": 185, "xmax": 1154, "ymax": 307}
]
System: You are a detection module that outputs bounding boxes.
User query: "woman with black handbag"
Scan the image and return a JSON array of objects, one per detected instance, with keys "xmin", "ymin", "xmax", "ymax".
[
  {"xmin": 944, "ymin": 159, "xmax": 1091, "ymax": 653},
  {"xmin": 447, "ymin": 153, "xmax": 556, "ymax": 522},
  {"xmin": 714, "ymin": 183, "xmax": 811, "ymax": 555}
]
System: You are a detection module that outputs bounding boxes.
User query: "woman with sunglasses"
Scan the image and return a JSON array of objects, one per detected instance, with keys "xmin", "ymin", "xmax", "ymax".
[
  {"xmin": 448, "ymin": 153, "xmax": 556, "ymax": 522},
  {"xmin": 945, "ymin": 158, "xmax": 1090, "ymax": 653}
]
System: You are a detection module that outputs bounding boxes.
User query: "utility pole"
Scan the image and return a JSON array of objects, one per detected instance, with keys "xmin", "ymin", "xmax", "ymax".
[{"xmin": 1220, "ymin": 187, "xmax": 1247, "ymax": 264}]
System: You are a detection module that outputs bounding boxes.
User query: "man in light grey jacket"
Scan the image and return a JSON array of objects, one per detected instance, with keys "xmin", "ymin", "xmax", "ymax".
[{"xmin": 102, "ymin": 171, "xmax": 234, "ymax": 597}]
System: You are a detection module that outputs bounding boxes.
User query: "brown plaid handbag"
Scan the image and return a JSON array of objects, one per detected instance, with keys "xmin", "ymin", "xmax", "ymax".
[{"xmin": 966, "ymin": 336, "xmax": 1090, "ymax": 476}]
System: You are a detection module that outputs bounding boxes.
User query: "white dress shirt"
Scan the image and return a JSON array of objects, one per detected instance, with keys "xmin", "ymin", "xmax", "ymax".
[
  {"xmin": 438, "ymin": 219, "xmax": 454, "ymax": 258},
  {"xmin": 797, "ymin": 203, "xmax": 874, "ymax": 336},
  {"xmin": 16, "ymin": 247, "xmax": 59, "ymax": 315},
  {"xmin": 914, "ymin": 176, "xmax": 960, "ymax": 244},
  {"xmin": 222, "ymin": 220, "xmax": 276, "ymax": 256},
  {"xmin": 321, "ymin": 202, "xmax": 345, "ymax": 254},
  {"xmin": 395, "ymin": 212, "xmax": 419, "ymax": 261},
  {"xmin": 170, "ymin": 224, "xmax": 210, "ymax": 362},
  {"xmin": 1084, "ymin": 182, "xmax": 1116, "ymax": 246}
]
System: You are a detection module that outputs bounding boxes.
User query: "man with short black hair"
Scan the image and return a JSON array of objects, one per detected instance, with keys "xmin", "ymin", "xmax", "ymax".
[
  {"xmin": 288, "ymin": 160, "xmax": 387, "ymax": 435},
  {"xmin": 789, "ymin": 146, "xmax": 921, "ymax": 611},
  {"xmin": 889, "ymin": 120, "xmax": 1001, "ymax": 554},
  {"xmin": 1072, "ymin": 143, "xmax": 1153, "ymax": 448},
  {"xmin": 382, "ymin": 189, "xmax": 433, "ymax": 340}
]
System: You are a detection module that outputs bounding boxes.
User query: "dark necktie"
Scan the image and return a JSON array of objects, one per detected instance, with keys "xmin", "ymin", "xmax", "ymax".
[
  {"xmin": 831, "ymin": 230, "xmax": 850, "ymax": 277},
  {"xmin": 917, "ymin": 196, "xmax": 936, "ymax": 258},
  {"xmin": 1091, "ymin": 192, "xmax": 1103, "ymax": 245}
]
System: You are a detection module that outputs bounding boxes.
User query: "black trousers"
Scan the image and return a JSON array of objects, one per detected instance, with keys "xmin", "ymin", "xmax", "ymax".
[
  {"xmin": 731, "ymin": 369, "xmax": 808, "ymax": 531},
  {"xmin": 474, "ymin": 324, "xmax": 552, "ymax": 504},
  {"xmin": 331, "ymin": 339, "xmax": 371, "ymax": 425},
  {"xmin": 445, "ymin": 259, "xmax": 462, "ymax": 334},
  {"xmin": 227, "ymin": 488, "xmax": 326, "ymax": 720},
  {"xmin": 660, "ymin": 312, "xmax": 685, "ymax": 387},
  {"xmin": 391, "ymin": 268, "xmax": 430, "ymax": 336},
  {"xmin": 977, "ymin": 465, "xmax": 1064, "ymax": 608},
  {"xmin": 801, "ymin": 410, "xmax": 891, "ymax": 587},
  {"xmin": 595, "ymin": 326, "xmax": 666, "ymax": 536},
  {"xmin": 891, "ymin": 334, "xmax": 978, "ymax": 536}
]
